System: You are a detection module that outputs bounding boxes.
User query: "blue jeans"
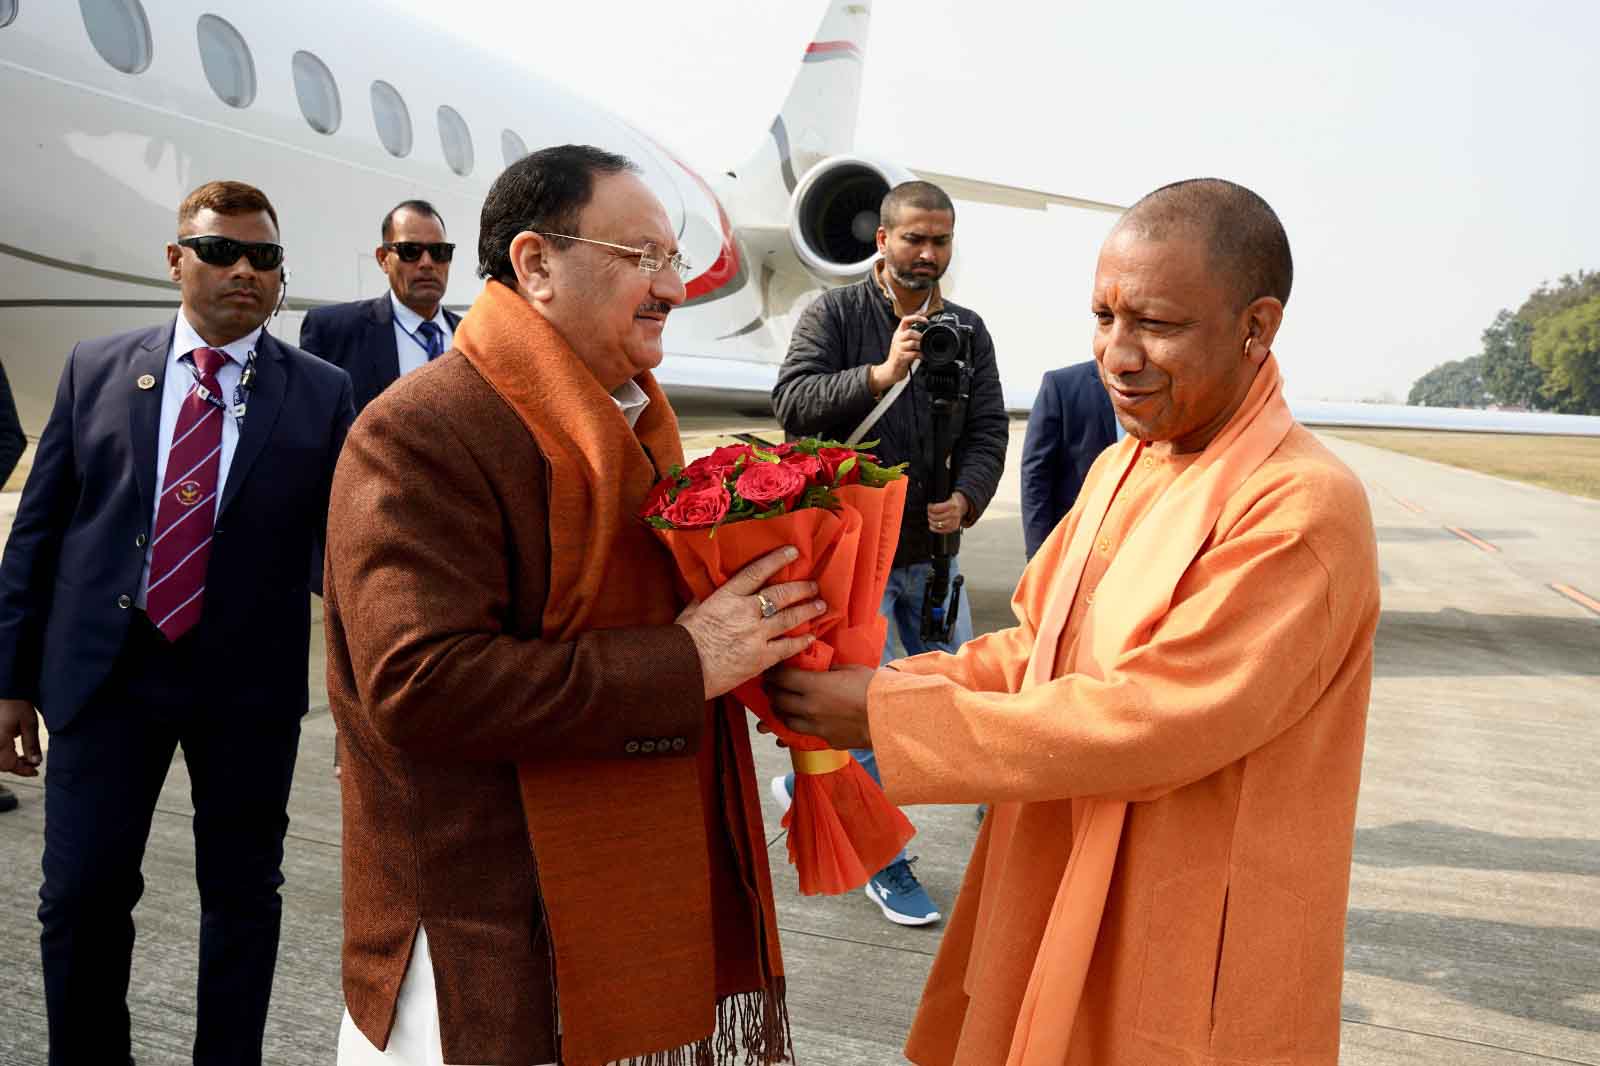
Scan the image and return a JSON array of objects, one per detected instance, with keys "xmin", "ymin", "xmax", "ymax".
[
  {"xmin": 878, "ymin": 558, "xmax": 975, "ymax": 664},
  {"xmin": 852, "ymin": 558, "xmax": 974, "ymax": 871}
]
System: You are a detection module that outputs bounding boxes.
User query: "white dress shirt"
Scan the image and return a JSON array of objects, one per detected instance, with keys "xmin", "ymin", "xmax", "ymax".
[
  {"xmin": 391, "ymin": 292, "xmax": 454, "ymax": 378},
  {"xmin": 136, "ymin": 312, "xmax": 261, "ymax": 609},
  {"xmin": 612, "ymin": 377, "xmax": 649, "ymax": 428}
]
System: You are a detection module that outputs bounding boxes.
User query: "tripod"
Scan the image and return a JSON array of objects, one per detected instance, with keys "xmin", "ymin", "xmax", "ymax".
[{"xmin": 919, "ymin": 356, "xmax": 972, "ymax": 644}]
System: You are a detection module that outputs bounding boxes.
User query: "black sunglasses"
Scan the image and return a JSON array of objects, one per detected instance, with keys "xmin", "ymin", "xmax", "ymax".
[
  {"xmin": 178, "ymin": 235, "xmax": 284, "ymax": 271},
  {"xmin": 383, "ymin": 241, "xmax": 455, "ymax": 263}
]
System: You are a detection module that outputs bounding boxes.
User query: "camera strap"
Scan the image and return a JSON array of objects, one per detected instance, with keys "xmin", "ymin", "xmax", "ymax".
[{"xmin": 847, "ymin": 359, "xmax": 918, "ymax": 446}]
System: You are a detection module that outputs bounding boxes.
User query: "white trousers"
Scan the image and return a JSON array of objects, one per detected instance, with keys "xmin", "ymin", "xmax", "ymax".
[{"xmin": 336, "ymin": 927, "xmax": 555, "ymax": 1066}]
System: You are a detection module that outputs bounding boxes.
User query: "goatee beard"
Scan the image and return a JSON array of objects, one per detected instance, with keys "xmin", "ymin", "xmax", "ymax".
[{"xmin": 889, "ymin": 265, "xmax": 936, "ymax": 291}]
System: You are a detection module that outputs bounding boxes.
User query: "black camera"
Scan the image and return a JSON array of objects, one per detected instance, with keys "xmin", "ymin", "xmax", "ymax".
[{"xmin": 912, "ymin": 311, "xmax": 973, "ymax": 367}]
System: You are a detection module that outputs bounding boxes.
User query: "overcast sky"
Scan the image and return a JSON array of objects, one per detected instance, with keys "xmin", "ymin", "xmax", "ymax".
[{"xmin": 396, "ymin": 0, "xmax": 1597, "ymax": 402}]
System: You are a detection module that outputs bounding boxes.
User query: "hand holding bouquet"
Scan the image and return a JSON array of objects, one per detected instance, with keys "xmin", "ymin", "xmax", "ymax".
[{"xmin": 643, "ymin": 438, "xmax": 914, "ymax": 895}]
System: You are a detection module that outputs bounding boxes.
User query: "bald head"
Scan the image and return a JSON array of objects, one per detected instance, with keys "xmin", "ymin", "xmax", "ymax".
[{"xmin": 1116, "ymin": 178, "xmax": 1292, "ymax": 311}]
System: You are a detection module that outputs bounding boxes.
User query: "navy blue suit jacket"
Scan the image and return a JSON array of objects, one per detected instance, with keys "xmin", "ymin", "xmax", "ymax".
[
  {"xmin": 299, "ymin": 295, "xmax": 460, "ymax": 414},
  {"xmin": 0, "ymin": 321, "xmax": 355, "ymax": 732},
  {"xmin": 1020, "ymin": 360, "xmax": 1119, "ymax": 560}
]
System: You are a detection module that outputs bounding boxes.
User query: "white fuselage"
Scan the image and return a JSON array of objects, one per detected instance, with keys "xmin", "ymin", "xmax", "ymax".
[{"xmin": 0, "ymin": 0, "xmax": 782, "ymax": 433}]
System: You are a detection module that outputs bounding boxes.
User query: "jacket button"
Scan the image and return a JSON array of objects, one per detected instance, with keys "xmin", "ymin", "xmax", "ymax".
[
  {"xmin": 624, "ymin": 740, "xmax": 640, "ymax": 755},
  {"xmin": 214, "ymin": 526, "xmax": 225, "ymax": 536},
  {"xmin": 670, "ymin": 738, "xmax": 686, "ymax": 752},
  {"xmin": 656, "ymin": 737, "xmax": 672, "ymax": 753},
  {"xmin": 641, "ymin": 740, "xmax": 657, "ymax": 754},
  {"xmin": 135, "ymin": 533, "xmax": 148, "ymax": 548},
  {"xmin": 116, "ymin": 594, "xmax": 132, "ymax": 609}
]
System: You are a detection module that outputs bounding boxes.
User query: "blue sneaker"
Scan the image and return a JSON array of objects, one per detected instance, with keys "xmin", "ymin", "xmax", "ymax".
[
  {"xmin": 865, "ymin": 856, "xmax": 940, "ymax": 926},
  {"xmin": 770, "ymin": 773, "xmax": 795, "ymax": 815}
]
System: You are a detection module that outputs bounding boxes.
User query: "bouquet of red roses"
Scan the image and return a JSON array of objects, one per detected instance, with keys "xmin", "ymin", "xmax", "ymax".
[{"xmin": 643, "ymin": 438, "xmax": 914, "ymax": 895}]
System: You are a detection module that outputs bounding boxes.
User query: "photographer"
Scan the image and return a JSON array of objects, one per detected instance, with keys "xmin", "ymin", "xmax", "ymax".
[{"xmin": 770, "ymin": 180, "xmax": 1007, "ymax": 926}]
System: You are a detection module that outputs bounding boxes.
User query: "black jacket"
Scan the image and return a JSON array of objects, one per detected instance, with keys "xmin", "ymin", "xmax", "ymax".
[{"xmin": 771, "ymin": 275, "xmax": 1009, "ymax": 568}]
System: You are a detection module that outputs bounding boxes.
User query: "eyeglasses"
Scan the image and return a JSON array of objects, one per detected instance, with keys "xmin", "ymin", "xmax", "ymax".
[
  {"xmin": 177, "ymin": 235, "xmax": 284, "ymax": 271},
  {"xmin": 537, "ymin": 233, "xmax": 691, "ymax": 279},
  {"xmin": 382, "ymin": 241, "xmax": 456, "ymax": 263}
]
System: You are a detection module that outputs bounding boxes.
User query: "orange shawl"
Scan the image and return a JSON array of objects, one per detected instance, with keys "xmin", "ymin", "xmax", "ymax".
[
  {"xmin": 453, "ymin": 281, "xmax": 789, "ymax": 1066},
  {"xmin": 994, "ymin": 356, "xmax": 1293, "ymax": 1064}
]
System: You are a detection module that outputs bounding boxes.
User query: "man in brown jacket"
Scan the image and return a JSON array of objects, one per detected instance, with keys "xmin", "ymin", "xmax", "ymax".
[{"xmin": 326, "ymin": 145, "xmax": 823, "ymax": 1066}]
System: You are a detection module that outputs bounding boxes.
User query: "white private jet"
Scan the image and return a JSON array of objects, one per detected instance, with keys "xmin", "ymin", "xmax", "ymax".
[
  {"xmin": 0, "ymin": 0, "xmax": 1121, "ymax": 432},
  {"xmin": 3, "ymin": 1, "xmax": 1596, "ymax": 438}
]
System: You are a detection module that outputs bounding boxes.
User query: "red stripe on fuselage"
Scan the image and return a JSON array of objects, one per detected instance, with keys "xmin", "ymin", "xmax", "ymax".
[
  {"xmin": 642, "ymin": 137, "xmax": 743, "ymax": 303},
  {"xmin": 806, "ymin": 40, "xmax": 862, "ymax": 56}
]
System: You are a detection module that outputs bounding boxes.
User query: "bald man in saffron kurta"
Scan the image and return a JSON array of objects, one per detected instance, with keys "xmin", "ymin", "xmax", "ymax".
[
  {"xmin": 767, "ymin": 178, "xmax": 1380, "ymax": 1066},
  {"xmin": 871, "ymin": 415, "xmax": 1377, "ymax": 1065}
]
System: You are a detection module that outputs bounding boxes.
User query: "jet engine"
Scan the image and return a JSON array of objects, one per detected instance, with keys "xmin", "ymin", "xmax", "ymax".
[{"xmin": 788, "ymin": 155, "xmax": 916, "ymax": 282}]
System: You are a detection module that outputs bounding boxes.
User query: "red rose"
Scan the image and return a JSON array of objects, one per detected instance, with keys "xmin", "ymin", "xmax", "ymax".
[
  {"xmin": 684, "ymin": 444, "xmax": 753, "ymax": 485},
  {"xmin": 817, "ymin": 446, "xmax": 863, "ymax": 486},
  {"xmin": 780, "ymin": 450, "xmax": 825, "ymax": 480},
  {"xmin": 662, "ymin": 482, "xmax": 731, "ymax": 528},
  {"xmin": 640, "ymin": 478, "xmax": 675, "ymax": 518},
  {"xmin": 735, "ymin": 461, "xmax": 808, "ymax": 510}
]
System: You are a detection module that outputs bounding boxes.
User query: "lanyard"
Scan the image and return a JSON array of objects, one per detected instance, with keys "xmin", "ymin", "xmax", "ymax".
[
  {"xmin": 400, "ymin": 318, "xmax": 444, "ymax": 357},
  {"xmin": 181, "ymin": 348, "xmax": 256, "ymax": 428}
]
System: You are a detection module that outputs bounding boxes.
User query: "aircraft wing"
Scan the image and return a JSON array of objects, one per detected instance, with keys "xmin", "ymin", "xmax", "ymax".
[{"xmin": 911, "ymin": 170, "xmax": 1127, "ymax": 215}]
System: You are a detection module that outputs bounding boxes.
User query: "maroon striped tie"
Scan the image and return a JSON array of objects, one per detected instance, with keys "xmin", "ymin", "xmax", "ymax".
[{"xmin": 146, "ymin": 347, "xmax": 228, "ymax": 641}]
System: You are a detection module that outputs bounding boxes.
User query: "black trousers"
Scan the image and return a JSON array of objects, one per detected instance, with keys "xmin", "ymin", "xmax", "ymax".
[{"xmin": 38, "ymin": 613, "xmax": 301, "ymax": 1065}]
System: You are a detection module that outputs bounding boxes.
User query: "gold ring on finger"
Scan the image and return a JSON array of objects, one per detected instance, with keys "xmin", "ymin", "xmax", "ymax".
[{"xmin": 757, "ymin": 592, "xmax": 778, "ymax": 619}]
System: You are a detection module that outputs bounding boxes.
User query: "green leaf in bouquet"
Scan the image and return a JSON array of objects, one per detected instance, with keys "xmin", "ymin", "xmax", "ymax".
[
  {"xmin": 667, "ymin": 463, "xmax": 684, "ymax": 480},
  {"xmin": 755, "ymin": 502, "xmax": 787, "ymax": 519},
  {"xmin": 858, "ymin": 458, "xmax": 909, "ymax": 487},
  {"xmin": 748, "ymin": 444, "xmax": 782, "ymax": 464},
  {"xmin": 800, "ymin": 485, "xmax": 840, "ymax": 511},
  {"xmin": 833, "ymin": 455, "xmax": 857, "ymax": 484},
  {"xmin": 645, "ymin": 516, "xmax": 674, "ymax": 530}
]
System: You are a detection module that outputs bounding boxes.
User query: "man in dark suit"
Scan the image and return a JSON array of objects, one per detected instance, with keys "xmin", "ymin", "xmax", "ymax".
[
  {"xmin": 0, "ymin": 357, "xmax": 25, "ymax": 814},
  {"xmin": 1021, "ymin": 359, "xmax": 1120, "ymax": 559},
  {"xmin": 0, "ymin": 181, "xmax": 354, "ymax": 1065},
  {"xmin": 299, "ymin": 199, "xmax": 460, "ymax": 413}
]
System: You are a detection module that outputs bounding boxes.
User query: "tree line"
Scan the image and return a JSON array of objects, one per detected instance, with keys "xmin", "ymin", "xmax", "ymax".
[{"xmin": 1408, "ymin": 270, "xmax": 1600, "ymax": 414}]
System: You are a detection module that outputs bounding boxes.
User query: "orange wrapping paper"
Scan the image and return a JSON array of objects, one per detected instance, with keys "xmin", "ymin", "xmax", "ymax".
[{"xmin": 653, "ymin": 479, "xmax": 915, "ymax": 894}]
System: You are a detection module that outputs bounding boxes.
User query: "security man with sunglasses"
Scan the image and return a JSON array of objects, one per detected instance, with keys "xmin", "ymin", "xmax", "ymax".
[
  {"xmin": 0, "ymin": 180, "xmax": 354, "ymax": 1064},
  {"xmin": 299, "ymin": 199, "xmax": 461, "ymax": 414}
]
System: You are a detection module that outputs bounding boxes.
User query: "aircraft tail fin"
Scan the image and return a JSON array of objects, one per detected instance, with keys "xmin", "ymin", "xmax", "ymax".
[
  {"xmin": 773, "ymin": 1, "xmax": 872, "ymax": 175},
  {"xmin": 730, "ymin": 2, "xmax": 873, "ymax": 214}
]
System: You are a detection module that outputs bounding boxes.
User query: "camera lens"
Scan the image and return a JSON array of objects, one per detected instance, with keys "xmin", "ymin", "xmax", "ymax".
[{"xmin": 921, "ymin": 322, "xmax": 962, "ymax": 366}]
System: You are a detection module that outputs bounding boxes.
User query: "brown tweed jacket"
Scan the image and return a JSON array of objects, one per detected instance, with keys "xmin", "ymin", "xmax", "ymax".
[{"xmin": 324, "ymin": 351, "xmax": 706, "ymax": 1064}]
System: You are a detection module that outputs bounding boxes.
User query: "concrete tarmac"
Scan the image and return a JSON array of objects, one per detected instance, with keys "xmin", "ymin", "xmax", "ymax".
[{"xmin": 0, "ymin": 424, "xmax": 1595, "ymax": 1065}]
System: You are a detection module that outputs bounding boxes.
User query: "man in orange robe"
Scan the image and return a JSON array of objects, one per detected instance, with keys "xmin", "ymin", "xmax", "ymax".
[{"xmin": 769, "ymin": 178, "xmax": 1380, "ymax": 1066}]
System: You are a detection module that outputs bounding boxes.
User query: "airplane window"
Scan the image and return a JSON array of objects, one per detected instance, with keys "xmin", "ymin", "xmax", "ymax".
[
  {"xmin": 197, "ymin": 15, "xmax": 255, "ymax": 108},
  {"xmin": 1, "ymin": 0, "xmax": 16, "ymax": 29},
  {"xmin": 292, "ymin": 50, "xmax": 341, "ymax": 135},
  {"xmin": 502, "ymin": 129, "xmax": 529, "ymax": 167},
  {"xmin": 438, "ymin": 106, "xmax": 474, "ymax": 177},
  {"xmin": 79, "ymin": 0, "xmax": 153, "ymax": 74},
  {"xmin": 371, "ymin": 81, "xmax": 412, "ymax": 158}
]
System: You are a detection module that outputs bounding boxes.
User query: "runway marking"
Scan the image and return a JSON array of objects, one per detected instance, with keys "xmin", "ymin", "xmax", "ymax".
[
  {"xmin": 1550, "ymin": 583, "xmax": 1600, "ymax": 616},
  {"xmin": 1444, "ymin": 526, "xmax": 1500, "ymax": 553},
  {"xmin": 1379, "ymin": 486, "xmax": 1425, "ymax": 513}
]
